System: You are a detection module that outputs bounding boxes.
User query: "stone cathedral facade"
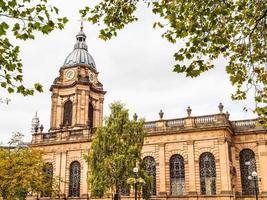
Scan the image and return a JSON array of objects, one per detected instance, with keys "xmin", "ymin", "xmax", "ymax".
[{"xmin": 30, "ymin": 28, "xmax": 267, "ymax": 200}]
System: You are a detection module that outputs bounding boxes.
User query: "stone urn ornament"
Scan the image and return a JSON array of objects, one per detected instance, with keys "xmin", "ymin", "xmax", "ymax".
[
  {"xmin": 218, "ymin": 102, "xmax": 224, "ymax": 113},
  {"xmin": 159, "ymin": 109, "xmax": 164, "ymax": 119},
  {"xmin": 40, "ymin": 124, "xmax": 44, "ymax": 133},
  {"xmin": 133, "ymin": 113, "xmax": 138, "ymax": 121},
  {"xmin": 186, "ymin": 106, "xmax": 192, "ymax": 117}
]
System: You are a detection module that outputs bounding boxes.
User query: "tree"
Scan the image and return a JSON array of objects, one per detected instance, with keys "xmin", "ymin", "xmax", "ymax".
[
  {"xmin": 80, "ymin": 0, "xmax": 267, "ymax": 125},
  {"xmin": 0, "ymin": 0, "xmax": 68, "ymax": 96},
  {"xmin": 0, "ymin": 132, "xmax": 56, "ymax": 200},
  {"xmin": 85, "ymin": 102, "xmax": 147, "ymax": 199}
]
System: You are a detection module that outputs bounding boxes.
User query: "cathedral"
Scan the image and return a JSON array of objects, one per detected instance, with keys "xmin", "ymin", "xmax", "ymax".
[{"xmin": 30, "ymin": 27, "xmax": 267, "ymax": 200}]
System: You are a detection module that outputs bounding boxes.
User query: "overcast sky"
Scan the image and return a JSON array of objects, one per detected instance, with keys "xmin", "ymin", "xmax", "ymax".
[{"xmin": 0, "ymin": 0, "xmax": 257, "ymax": 144}]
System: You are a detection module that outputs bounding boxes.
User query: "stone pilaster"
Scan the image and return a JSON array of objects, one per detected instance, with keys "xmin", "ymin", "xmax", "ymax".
[
  {"xmin": 50, "ymin": 93, "xmax": 57, "ymax": 129},
  {"xmin": 158, "ymin": 143, "xmax": 167, "ymax": 195},
  {"xmin": 60, "ymin": 151, "xmax": 67, "ymax": 195},
  {"xmin": 187, "ymin": 140, "xmax": 197, "ymax": 194},
  {"xmin": 218, "ymin": 138, "xmax": 232, "ymax": 194},
  {"xmin": 257, "ymin": 141, "xmax": 267, "ymax": 194},
  {"xmin": 55, "ymin": 152, "xmax": 63, "ymax": 194}
]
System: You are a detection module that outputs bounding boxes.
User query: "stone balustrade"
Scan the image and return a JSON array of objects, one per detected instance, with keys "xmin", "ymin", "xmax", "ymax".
[
  {"xmin": 32, "ymin": 114, "xmax": 265, "ymax": 145},
  {"xmin": 31, "ymin": 127, "xmax": 95, "ymax": 144},
  {"xmin": 144, "ymin": 114, "xmax": 265, "ymax": 134},
  {"xmin": 230, "ymin": 119, "xmax": 264, "ymax": 133}
]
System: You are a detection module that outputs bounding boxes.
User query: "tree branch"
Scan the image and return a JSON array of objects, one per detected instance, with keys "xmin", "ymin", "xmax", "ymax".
[{"xmin": 250, "ymin": 9, "xmax": 267, "ymax": 37}]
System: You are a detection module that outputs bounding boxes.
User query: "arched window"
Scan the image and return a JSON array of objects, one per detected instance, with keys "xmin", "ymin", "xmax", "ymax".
[
  {"xmin": 170, "ymin": 154, "xmax": 185, "ymax": 195},
  {"xmin": 69, "ymin": 161, "xmax": 81, "ymax": 197},
  {"xmin": 42, "ymin": 162, "xmax": 53, "ymax": 197},
  {"xmin": 239, "ymin": 149, "xmax": 257, "ymax": 195},
  {"xmin": 88, "ymin": 102, "xmax": 94, "ymax": 128},
  {"xmin": 199, "ymin": 152, "xmax": 216, "ymax": 195},
  {"xmin": 143, "ymin": 156, "xmax": 157, "ymax": 195},
  {"xmin": 63, "ymin": 100, "xmax": 72, "ymax": 126}
]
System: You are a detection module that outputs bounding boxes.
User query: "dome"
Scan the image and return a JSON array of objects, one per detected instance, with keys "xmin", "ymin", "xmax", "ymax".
[
  {"xmin": 63, "ymin": 28, "xmax": 96, "ymax": 69},
  {"xmin": 64, "ymin": 48, "xmax": 96, "ymax": 69}
]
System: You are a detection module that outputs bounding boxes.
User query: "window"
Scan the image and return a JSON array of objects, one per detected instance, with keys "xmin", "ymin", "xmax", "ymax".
[
  {"xmin": 239, "ymin": 149, "xmax": 257, "ymax": 195},
  {"xmin": 63, "ymin": 100, "xmax": 72, "ymax": 126},
  {"xmin": 42, "ymin": 162, "xmax": 53, "ymax": 197},
  {"xmin": 69, "ymin": 161, "xmax": 81, "ymax": 197},
  {"xmin": 228, "ymin": 143, "xmax": 232, "ymax": 162},
  {"xmin": 88, "ymin": 102, "xmax": 94, "ymax": 127},
  {"xmin": 143, "ymin": 156, "xmax": 157, "ymax": 195},
  {"xmin": 170, "ymin": 154, "xmax": 185, "ymax": 195},
  {"xmin": 199, "ymin": 152, "xmax": 216, "ymax": 195}
]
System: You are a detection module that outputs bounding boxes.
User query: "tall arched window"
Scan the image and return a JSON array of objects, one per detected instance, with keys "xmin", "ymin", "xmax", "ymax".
[
  {"xmin": 170, "ymin": 154, "xmax": 185, "ymax": 195},
  {"xmin": 69, "ymin": 161, "xmax": 81, "ymax": 197},
  {"xmin": 143, "ymin": 156, "xmax": 157, "ymax": 195},
  {"xmin": 63, "ymin": 100, "xmax": 72, "ymax": 126},
  {"xmin": 88, "ymin": 102, "xmax": 94, "ymax": 127},
  {"xmin": 42, "ymin": 162, "xmax": 53, "ymax": 197},
  {"xmin": 239, "ymin": 149, "xmax": 257, "ymax": 195},
  {"xmin": 199, "ymin": 152, "xmax": 216, "ymax": 195}
]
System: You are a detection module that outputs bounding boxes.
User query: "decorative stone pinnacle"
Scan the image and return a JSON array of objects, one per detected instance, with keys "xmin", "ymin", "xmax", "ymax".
[
  {"xmin": 187, "ymin": 106, "xmax": 192, "ymax": 117},
  {"xmin": 159, "ymin": 110, "xmax": 164, "ymax": 119},
  {"xmin": 225, "ymin": 111, "xmax": 230, "ymax": 119},
  {"xmin": 218, "ymin": 102, "xmax": 224, "ymax": 113},
  {"xmin": 133, "ymin": 113, "xmax": 138, "ymax": 121},
  {"xmin": 40, "ymin": 124, "xmax": 44, "ymax": 133}
]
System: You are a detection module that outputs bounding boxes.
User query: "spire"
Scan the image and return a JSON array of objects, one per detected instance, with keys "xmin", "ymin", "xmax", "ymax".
[
  {"xmin": 80, "ymin": 18, "xmax": 84, "ymax": 32},
  {"xmin": 74, "ymin": 22, "xmax": 88, "ymax": 51},
  {"xmin": 31, "ymin": 112, "xmax": 40, "ymax": 133}
]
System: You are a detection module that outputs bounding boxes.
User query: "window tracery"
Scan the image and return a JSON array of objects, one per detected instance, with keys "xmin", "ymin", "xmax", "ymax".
[
  {"xmin": 144, "ymin": 156, "xmax": 157, "ymax": 195},
  {"xmin": 239, "ymin": 149, "xmax": 257, "ymax": 195},
  {"xmin": 170, "ymin": 154, "xmax": 185, "ymax": 195},
  {"xmin": 199, "ymin": 152, "xmax": 216, "ymax": 195},
  {"xmin": 69, "ymin": 161, "xmax": 81, "ymax": 197}
]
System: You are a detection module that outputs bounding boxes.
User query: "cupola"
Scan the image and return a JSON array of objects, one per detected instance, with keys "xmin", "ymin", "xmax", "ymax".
[{"xmin": 63, "ymin": 26, "xmax": 96, "ymax": 69}]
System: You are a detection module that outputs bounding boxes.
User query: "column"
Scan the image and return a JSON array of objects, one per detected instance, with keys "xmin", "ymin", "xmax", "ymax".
[
  {"xmin": 218, "ymin": 138, "xmax": 232, "ymax": 194},
  {"xmin": 187, "ymin": 140, "xmax": 197, "ymax": 194},
  {"xmin": 60, "ymin": 151, "xmax": 67, "ymax": 196},
  {"xmin": 81, "ymin": 149, "xmax": 89, "ymax": 197},
  {"xmin": 55, "ymin": 97, "xmax": 62, "ymax": 128},
  {"xmin": 77, "ymin": 92, "xmax": 81, "ymax": 124},
  {"xmin": 55, "ymin": 152, "xmax": 62, "ymax": 195},
  {"xmin": 158, "ymin": 143, "xmax": 167, "ymax": 195},
  {"xmin": 257, "ymin": 141, "xmax": 267, "ymax": 194},
  {"xmin": 50, "ymin": 94, "xmax": 57, "ymax": 129}
]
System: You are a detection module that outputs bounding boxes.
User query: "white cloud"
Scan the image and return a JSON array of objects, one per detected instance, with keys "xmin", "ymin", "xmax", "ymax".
[{"xmin": 0, "ymin": 1, "xmax": 257, "ymax": 144}]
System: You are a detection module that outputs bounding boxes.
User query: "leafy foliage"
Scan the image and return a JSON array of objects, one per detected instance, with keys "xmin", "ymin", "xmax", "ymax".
[
  {"xmin": 0, "ymin": 132, "xmax": 57, "ymax": 200},
  {"xmin": 80, "ymin": 0, "xmax": 267, "ymax": 125},
  {"xmin": 85, "ymin": 102, "xmax": 148, "ymax": 198},
  {"xmin": 0, "ymin": 0, "xmax": 68, "ymax": 96}
]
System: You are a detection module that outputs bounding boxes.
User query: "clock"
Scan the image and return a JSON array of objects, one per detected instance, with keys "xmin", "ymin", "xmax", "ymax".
[{"xmin": 65, "ymin": 69, "xmax": 75, "ymax": 80}]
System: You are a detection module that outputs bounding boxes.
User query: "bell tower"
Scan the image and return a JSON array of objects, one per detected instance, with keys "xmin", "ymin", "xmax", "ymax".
[{"xmin": 49, "ymin": 26, "xmax": 105, "ymax": 131}]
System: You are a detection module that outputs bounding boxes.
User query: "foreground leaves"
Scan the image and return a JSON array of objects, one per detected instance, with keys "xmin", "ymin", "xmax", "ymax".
[
  {"xmin": 0, "ymin": 133, "xmax": 57, "ymax": 200},
  {"xmin": 0, "ymin": 0, "xmax": 68, "ymax": 96},
  {"xmin": 81, "ymin": 0, "xmax": 267, "ymax": 125}
]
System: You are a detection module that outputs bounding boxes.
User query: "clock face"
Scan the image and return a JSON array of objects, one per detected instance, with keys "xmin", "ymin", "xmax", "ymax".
[{"xmin": 65, "ymin": 69, "xmax": 75, "ymax": 80}]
